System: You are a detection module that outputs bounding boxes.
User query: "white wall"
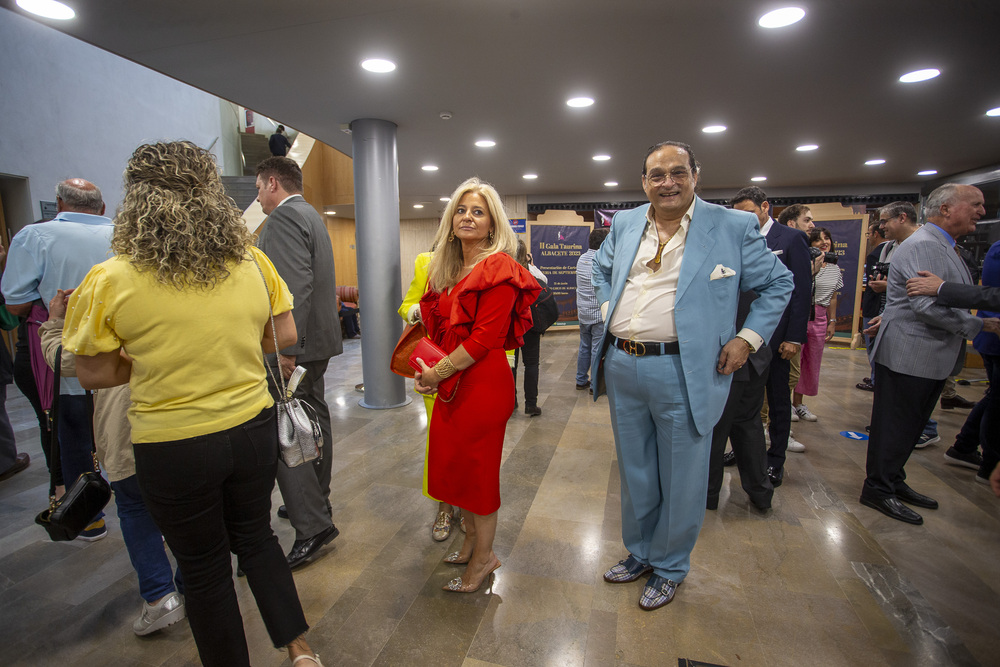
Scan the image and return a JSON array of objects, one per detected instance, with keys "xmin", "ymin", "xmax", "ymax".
[{"xmin": 0, "ymin": 10, "xmax": 240, "ymax": 235}]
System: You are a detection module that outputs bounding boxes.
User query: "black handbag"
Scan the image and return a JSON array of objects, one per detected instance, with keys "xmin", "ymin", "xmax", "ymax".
[
  {"xmin": 530, "ymin": 285, "xmax": 560, "ymax": 333},
  {"xmin": 34, "ymin": 345, "xmax": 111, "ymax": 541}
]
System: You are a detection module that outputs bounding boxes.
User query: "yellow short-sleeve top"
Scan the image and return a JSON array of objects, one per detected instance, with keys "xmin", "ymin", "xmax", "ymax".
[{"xmin": 63, "ymin": 247, "xmax": 293, "ymax": 443}]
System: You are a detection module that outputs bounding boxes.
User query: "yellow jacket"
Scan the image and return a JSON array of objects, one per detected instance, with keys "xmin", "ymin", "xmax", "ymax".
[{"xmin": 398, "ymin": 252, "xmax": 433, "ymax": 324}]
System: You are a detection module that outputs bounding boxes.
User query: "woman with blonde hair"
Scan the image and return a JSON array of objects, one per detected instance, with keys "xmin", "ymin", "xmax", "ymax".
[
  {"xmin": 63, "ymin": 141, "xmax": 321, "ymax": 666},
  {"xmin": 413, "ymin": 177, "xmax": 539, "ymax": 593}
]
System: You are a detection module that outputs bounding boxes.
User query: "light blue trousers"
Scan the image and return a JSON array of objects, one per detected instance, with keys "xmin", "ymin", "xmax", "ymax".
[{"xmin": 605, "ymin": 346, "xmax": 711, "ymax": 581}]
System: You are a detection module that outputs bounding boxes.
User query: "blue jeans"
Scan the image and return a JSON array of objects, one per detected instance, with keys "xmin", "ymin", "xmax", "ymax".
[
  {"xmin": 111, "ymin": 475, "xmax": 182, "ymax": 603},
  {"xmin": 576, "ymin": 321, "xmax": 604, "ymax": 385},
  {"xmin": 923, "ymin": 418, "xmax": 938, "ymax": 438}
]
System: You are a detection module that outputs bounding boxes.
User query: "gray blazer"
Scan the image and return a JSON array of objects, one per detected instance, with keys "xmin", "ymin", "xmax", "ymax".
[
  {"xmin": 937, "ymin": 281, "xmax": 1000, "ymax": 312},
  {"xmin": 871, "ymin": 224, "xmax": 983, "ymax": 379},
  {"xmin": 257, "ymin": 196, "xmax": 343, "ymax": 362}
]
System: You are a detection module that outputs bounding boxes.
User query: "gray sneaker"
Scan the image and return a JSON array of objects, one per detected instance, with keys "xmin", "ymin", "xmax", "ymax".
[{"xmin": 133, "ymin": 592, "xmax": 186, "ymax": 636}]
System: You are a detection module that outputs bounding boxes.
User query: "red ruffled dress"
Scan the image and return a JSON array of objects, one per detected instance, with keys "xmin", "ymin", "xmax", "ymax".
[{"xmin": 419, "ymin": 253, "xmax": 540, "ymax": 515}]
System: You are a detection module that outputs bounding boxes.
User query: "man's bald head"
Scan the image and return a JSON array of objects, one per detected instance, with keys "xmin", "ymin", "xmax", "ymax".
[{"xmin": 56, "ymin": 179, "xmax": 105, "ymax": 215}]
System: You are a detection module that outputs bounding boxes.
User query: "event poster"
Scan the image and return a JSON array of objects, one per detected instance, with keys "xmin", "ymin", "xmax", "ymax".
[
  {"xmin": 595, "ymin": 209, "xmax": 616, "ymax": 227},
  {"xmin": 528, "ymin": 222, "xmax": 592, "ymax": 324},
  {"xmin": 820, "ymin": 218, "xmax": 862, "ymax": 332}
]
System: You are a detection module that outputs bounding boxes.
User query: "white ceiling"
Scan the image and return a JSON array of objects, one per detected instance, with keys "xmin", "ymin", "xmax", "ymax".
[{"xmin": 6, "ymin": 0, "xmax": 1000, "ymax": 219}]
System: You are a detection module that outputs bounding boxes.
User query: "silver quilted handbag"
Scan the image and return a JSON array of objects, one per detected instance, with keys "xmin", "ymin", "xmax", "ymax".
[{"xmin": 253, "ymin": 257, "xmax": 323, "ymax": 468}]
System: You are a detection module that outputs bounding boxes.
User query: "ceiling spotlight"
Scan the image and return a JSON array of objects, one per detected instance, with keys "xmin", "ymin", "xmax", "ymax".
[
  {"xmin": 758, "ymin": 7, "xmax": 805, "ymax": 28},
  {"xmin": 592, "ymin": 154, "xmax": 611, "ymax": 161},
  {"xmin": 566, "ymin": 97, "xmax": 594, "ymax": 108},
  {"xmin": 987, "ymin": 107, "xmax": 1000, "ymax": 117},
  {"xmin": 917, "ymin": 169, "xmax": 938, "ymax": 176},
  {"xmin": 15, "ymin": 0, "xmax": 74, "ymax": 19},
  {"xmin": 750, "ymin": 176, "xmax": 767, "ymax": 182},
  {"xmin": 523, "ymin": 173, "xmax": 538, "ymax": 180},
  {"xmin": 440, "ymin": 197, "xmax": 450, "ymax": 202},
  {"xmin": 361, "ymin": 58, "xmax": 396, "ymax": 73},
  {"xmin": 421, "ymin": 165, "xmax": 438, "ymax": 171},
  {"xmin": 604, "ymin": 181, "xmax": 618, "ymax": 187},
  {"xmin": 796, "ymin": 144, "xmax": 819, "ymax": 152},
  {"xmin": 702, "ymin": 125, "xmax": 727, "ymax": 133},
  {"xmin": 475, "ymin": 139, "xmax": 496, "ymax": 148},
  {"xmin": 324, "ymin": 211, "xmax": 337, "ymax": 216},
  {"xmin": 899, "ymin": 68, "xmax": 940, "ymax": 83},
  {"xmin": 413, "ymin": 204, "xmax": 424, "ymax": 209},
  {"xmin": 865, "ymin": 159, "xmax": 886, "ymax": 166}
]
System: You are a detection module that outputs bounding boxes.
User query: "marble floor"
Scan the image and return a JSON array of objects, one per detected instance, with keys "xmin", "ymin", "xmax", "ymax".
[{"xmin": 0, "ymin": 331, "xmax": 997, "ymax": 667}]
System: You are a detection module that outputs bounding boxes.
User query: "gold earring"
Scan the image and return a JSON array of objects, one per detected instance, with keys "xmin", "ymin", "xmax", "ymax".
[
  {"xmin": 448, "ymin": 231, "xmax": 455, "ymax": 242},
  {"xmin": 489, "ymin": 229, "xmax": 495, "ymax": 242}
]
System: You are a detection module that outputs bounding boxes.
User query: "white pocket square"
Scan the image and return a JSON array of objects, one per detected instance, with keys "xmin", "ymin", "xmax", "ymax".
[
  {"xmin": 709, "ymin": 264, "xmax": 736, "ymax": 280},
  {"xmin": 772, "ymin": 249, "xmax": 783, "ymax": 256}
]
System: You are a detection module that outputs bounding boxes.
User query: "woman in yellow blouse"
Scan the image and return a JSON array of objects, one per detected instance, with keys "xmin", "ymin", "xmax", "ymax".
[
  {"xmin": 64, "ymin": 142, "xmax": 321, "ymax": 667},
  {"xmin": 399, "ymin": 250, "xmax": 463, "ymax": 541}
]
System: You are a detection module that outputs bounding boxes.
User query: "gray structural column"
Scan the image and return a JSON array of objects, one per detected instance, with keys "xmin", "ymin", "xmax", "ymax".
[{"xmin": 351, "ymin": 118, "xmax": 409, "ymax": 409}]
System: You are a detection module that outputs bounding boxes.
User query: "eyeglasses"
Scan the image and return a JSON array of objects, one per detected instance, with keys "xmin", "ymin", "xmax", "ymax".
[{"xmin": 645, "ymin": 169, "xmax": 692, "ymax": 187}]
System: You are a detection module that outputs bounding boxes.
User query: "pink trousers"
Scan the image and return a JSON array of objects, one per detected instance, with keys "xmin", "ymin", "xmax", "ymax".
[{"xmin": 795, "ymin": 305, "xmax": 827, "ymax": 396}]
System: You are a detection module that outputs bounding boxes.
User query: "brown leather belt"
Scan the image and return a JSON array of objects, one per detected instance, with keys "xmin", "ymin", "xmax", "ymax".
[{"xmin": 613, "ymin": 337, "xmax": 680, "ymax": 356}]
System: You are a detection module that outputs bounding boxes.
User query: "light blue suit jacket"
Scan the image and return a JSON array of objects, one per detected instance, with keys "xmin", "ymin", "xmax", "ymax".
[{"xmin": 591, "ymin": 198, "xmax": 793, "ymax": 436}]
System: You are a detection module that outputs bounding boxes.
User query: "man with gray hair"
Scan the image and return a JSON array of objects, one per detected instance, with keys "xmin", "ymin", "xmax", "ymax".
[
  {"xmin": 861, "ymin": 184, "xmax": 1000, "ymax": 524},
  {"xmin": 2, "ymin": 178, "xmax": 114, "ymax": 540}
]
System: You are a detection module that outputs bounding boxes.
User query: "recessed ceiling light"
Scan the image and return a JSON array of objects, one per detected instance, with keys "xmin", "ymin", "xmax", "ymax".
[
  {"xmin": 15, "ymin": 0, "xmax": 74, "ymax": 19},
  {"xmin": 474, "ymin": 139, "xmax": 496, "ymax": 148},
  {"xmin": 592, "ymin": 154, "xmax": 611, "ymax": 161},
  {"xmin": 413, "ymin": 204, "xmax": 424, "ymax": 209},
  {"xmin": 702, "ymin": 125, "xmax": 727, "ymax": 133},
  {"xmin": 796, "ymin": 144, "xmax": 819, "ymax": 152},
  {"xmin": 324, "ymin": 211, "xmax": 337, "ymax": 216},
  {"xmin": 865, "ymin": 159, "xmax": 886, "ymax": 166},
  {"xmin": 361, "ymin": 58, "xmax": 396, "ymax": 73},
  {"xmin": 440, "ymin": 197, "xmax": 450, "ymax": 202},
  {"xmin": 421, "ymin": 165, "xmax": 438, "ymax": 171},
  {"xmin": 523, "ymin": 173, "xmax": 538, "ymax": 180},
  {"xmin": 566, "ymin": 97, "xmax": 594, "ymax": 108},
  {"xmin": 751, "ymin": 176, "xmax": 767, "ymax": 182},
  {"xmin": 917, "ymin": 169, "xmax": 938, "ymax": 176},
  {"xmin": 987, "ymin": 107, "xmax": 1000, "ymax": 117},
  {"xmin": 758, "ymin": 7, "xmax": 805, "ymax": 28},
  {"xmin": 899, "ymin": 68, "xmax": 939, "ymax": 83},
  {"xmin": 604, "ymin": 181, "xmax": 618, "ymax": 187}
]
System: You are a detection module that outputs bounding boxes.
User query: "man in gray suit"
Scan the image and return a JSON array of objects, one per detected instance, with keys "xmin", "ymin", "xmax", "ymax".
[
  {"xmin": 862, "ymin": 183, "xmax": 1000, "ymax": 524},
  {"xmin": 256, "ymin": 157, "xmax": 343, "ymax": 568}
]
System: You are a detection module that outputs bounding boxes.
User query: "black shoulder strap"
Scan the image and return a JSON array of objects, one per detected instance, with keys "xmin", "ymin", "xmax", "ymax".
[{"xmin": 48, "ymin": 345, "xmax": 62, "ymax": 498}]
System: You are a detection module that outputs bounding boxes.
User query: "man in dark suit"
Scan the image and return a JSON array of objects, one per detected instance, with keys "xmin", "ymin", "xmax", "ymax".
[
  {"xmin": 256, "ymin": 157, "xmax": 343, "ymax": 568},
  {"xmin": 707, "ymin": 289, "xmax": 774, "ymax": 511},
  {"xmin": 862, "ymin": 184, "xmax": 1000, "ymax": 524},
  {"xmin": 731, "ymin": 187, "xmax": 812, "ymax": 488}
]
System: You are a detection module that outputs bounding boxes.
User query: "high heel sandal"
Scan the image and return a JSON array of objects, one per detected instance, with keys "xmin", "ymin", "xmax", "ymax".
[
  {"xmin": 443, "ymin": 558, "xmax": 501, "ymax": 593},
  {"xmin": 443, "ymin": 550, "xmax": 471, "ymax": 565}
]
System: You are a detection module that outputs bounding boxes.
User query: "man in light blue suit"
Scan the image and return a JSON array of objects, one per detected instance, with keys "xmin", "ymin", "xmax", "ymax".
[{"xmin": 592, "ymin": 141, "xmax": 792, "ymax": 610}]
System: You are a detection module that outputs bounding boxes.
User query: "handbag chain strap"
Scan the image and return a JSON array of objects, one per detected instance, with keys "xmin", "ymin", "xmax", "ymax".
[{"xmin": 250, "ymin": 254, "xmax": 290, "ymax": 400}]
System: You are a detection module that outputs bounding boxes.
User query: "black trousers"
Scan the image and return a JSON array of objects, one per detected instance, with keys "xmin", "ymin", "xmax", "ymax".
[
  {"xmin": 765, "ymin": 351, "xmax": 793, "ymax": 471},
  {"xmin": 863, "ymin": 363, "xmax": 945, "ymax": 500},
  {"xmin": 134, "ymin": 407, "xmax": 307, "ymax": 667},
  {"xmin": 513, "ymin": 330, "xmax": 541, "ymax": 407},
  {"xmin": 708, "ymin": 362, "xmax": 774, "ymax": 509}
]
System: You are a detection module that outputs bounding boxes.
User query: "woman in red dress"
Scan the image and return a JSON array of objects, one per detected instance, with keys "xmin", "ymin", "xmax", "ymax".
[{"xmin": 414, "ymin": 177, "xmax": 540, "ymax": 594}]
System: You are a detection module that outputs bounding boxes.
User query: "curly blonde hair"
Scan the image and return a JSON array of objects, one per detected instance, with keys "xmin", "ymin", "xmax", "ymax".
[
  {"xmin": 427, "ymin": 177, "xmax": 519, "ymax": 291},
  {"xmin": 112, "ymin": 141, "xmax": 253, "ymax": 289}
]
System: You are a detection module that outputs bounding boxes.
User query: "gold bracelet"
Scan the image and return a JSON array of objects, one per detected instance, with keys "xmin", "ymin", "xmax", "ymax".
[
  {"xmin": 434, "ymin": 356, "xmax": 458, "ymax": 379},
  {"xmin": 737, "ymin": 336, "xmax": 755, "ymax": 354}
]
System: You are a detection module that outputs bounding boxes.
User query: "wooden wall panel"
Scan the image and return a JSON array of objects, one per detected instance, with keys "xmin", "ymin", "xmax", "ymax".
[
  {"xmin": 399, "ymin": 218, "xmax": 440, "ymax": 294},
  {"xmin": 325, "ymin": 217, "xmax": 357, "ymax": 288}
]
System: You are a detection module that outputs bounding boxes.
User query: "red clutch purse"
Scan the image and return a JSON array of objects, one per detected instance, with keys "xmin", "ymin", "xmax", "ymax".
[
  {"xmin": 408, "ymin": 337, "xmax": 462, "ymax": 402},
  {"xmin": 390, "ymin": 322, "xmax": 426, "ymax": 378}
]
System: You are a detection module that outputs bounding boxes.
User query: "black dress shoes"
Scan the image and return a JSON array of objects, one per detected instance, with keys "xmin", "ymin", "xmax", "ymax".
[
  {"xmin": 940, "ymin": 394, "xmax": 975, "ymax": 410},
  {"xmin": 895, "ymin": 485, "xmax": 938, "ymax": 509},
  {"xmin": 287, "ymin": 524, "xmax": 340, "ymax": 570},
  {"xmin": 722, "ymin": 451, "xmax": 737, "ymax": 467},
  {"xmin": 766, "ymin": 466, "xmax": 783, "ymax": 488},
  {"xmin": 859, "ymin": 495, "xmax": 923, "ymax": 525}
]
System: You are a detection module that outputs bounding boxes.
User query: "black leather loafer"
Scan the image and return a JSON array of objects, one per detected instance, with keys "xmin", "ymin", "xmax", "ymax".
[
  {"xmin": 859, "ymin": 495, "xmax": 923, "ymax": 525},
  {"xmin": 895, "ymin": 486, "xmax": 938, "ymax": 509},
  {"xmin": 287, "ymin": 524, "xmax": 340, "ymax": 570},
  {"xmin": 767, "ymin": 466, "xmax": 783, "ymax": 488}
]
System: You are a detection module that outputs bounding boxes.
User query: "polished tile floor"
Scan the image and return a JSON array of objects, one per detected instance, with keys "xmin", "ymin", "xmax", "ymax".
[{"xmin": 0, "ymin": 331, "xmax": 996, "ymax": 666}]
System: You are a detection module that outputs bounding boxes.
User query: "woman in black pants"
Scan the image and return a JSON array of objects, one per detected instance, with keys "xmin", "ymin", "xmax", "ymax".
[{"xmin": 513, "ymin": 240, "xmax": 544, "ymax": 416}]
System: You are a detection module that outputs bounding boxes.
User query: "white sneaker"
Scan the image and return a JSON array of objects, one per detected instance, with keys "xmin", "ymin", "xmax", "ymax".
[
  {"xmin": 787, "ymin": 436, "xmax": 806, "ymax": 453},
  {"xmin": 794, "ymin": 405, "xmax": 818, "ymax": 422},
  {"xmin": 134, "ymin": 592, "xmax": 186, "ymax": 636},
  {"xmin": 790, "ymin": 407, "xmax": 799, "ymax": 422}
]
